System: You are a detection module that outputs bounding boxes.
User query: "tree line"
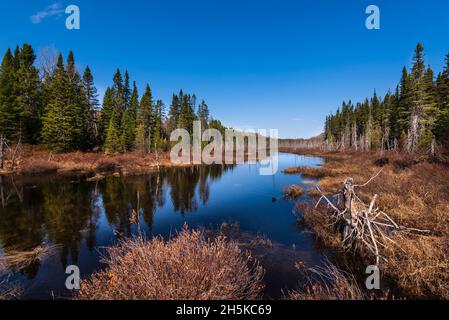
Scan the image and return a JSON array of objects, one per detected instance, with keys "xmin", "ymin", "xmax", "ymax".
[
  {"xmin": 324, "ymin": 43, "xmax": 449, "ymax": 154},
  {"xmin": 0, "ymin": 44, "xmax": 226, "ymax": 155}
]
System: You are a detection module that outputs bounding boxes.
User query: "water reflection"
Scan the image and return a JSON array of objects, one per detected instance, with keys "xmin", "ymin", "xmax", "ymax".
[{"xmin": 0, "ymin": 164, "xmax": 235, "ymax": 278}]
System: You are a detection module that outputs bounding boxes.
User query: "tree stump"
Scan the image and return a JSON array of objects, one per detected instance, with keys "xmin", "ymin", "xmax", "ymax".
[{"xmin": 342, "ymin": 178, "xmax": 357, "ymax": 244}]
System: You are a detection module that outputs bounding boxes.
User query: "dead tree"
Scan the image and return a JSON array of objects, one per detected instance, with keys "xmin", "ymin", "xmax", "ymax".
[
  {"xmin": 315, "ymin": 169, "xmax": 430, "ymax": 265},
  {"xmin": 0, "ymin": 135, "xmax": 4, "ymax": 170},
  {"xmin": 9, "ymin": 136, "xmax": 22, "ymax": 171}
]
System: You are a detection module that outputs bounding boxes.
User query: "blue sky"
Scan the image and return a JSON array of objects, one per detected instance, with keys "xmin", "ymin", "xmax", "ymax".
[{"xmin": 1, "ymin": 0, "xmax": 449, "ymax": 138}]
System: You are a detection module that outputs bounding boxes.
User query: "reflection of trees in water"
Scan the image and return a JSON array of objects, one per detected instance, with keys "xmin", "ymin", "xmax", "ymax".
[
  {"xmin": 0, "ymin": 164, "xmax": 236, "ymax": 279},
  {"xmin": 100, "ymin": 173, "xmax": 165, "ymax": 234},
  {"xmin": 164, "ymin": 164, "xmax": 235, "ymax": 214},
  {"xmin": 41, "ymin": 179, "xmax": 93, "ymax": 268},
  {"xmin": 0, "ymin": 176, "xmax": 98, "ymax": 273}
]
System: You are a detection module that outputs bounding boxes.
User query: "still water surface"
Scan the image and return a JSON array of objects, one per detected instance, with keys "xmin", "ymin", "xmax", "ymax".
[{"xmin": 0, "ymin": 153, "xmax": 326, "ymax": 299}]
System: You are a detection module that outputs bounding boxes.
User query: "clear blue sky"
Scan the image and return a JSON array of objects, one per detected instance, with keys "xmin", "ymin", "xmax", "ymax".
[{"xmin": 1, "ymin": 0, "xmax": 449, "ymax": 138}]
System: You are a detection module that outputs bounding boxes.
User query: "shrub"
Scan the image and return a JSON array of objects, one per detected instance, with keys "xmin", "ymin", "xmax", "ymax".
[
  {"xmin": 76, "ymin": 227, "xmax": 265, "ymax": 300},
  {"xmin": 18, "ymin": 159, "xmax": 58, "ymax": 175},
  {"xmin": 95, "ymin": 158, "xmax": 120, "ymax": 173},
  {"xmin": 284, "ymin": 185, "xmax": 305, "ymax": 199}
]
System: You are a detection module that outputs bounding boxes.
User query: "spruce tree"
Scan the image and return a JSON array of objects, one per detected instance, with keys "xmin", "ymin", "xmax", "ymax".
[
  {"xmin": 0, "ymin": 49, "xmax": 19, "ymax": 141},
  {"xmin": 420, "ymin": 67, "xmax": 439, "ymax": 147},
  {"xmin": 14, "ymin": 44, "xmax": 42, "ymax": 143},
  {"xmin": 104, "ymin": 111, "xmax": 121, "ymax": 154},
  {"xmin": 178, "ymin": 93, "xmax": 196, "ymax": 134},
  {"xmin": 398, "ymin": 66, "xmax": 412, "ymax": 136},
  {"xmin": 66, "ymin": 51, "xmax": 90, "ymax": 150},
  {"xmin": 82, "ymin": 66, "xmax": 99, "ymax": 146},
  {"xmin": 134, "ymin": 84, "xmax": 153, "ymax": 152},
  {"xmin": 99, "ymin": 87, "xmax": 115, "ymax": 145},
  {"xmin": 42, "ymin": 54, "xmax": 77, "ymax": 151},
  {"xmin": 120, "ymin": 110, "xmax": 135, "ymax": 152},
  {"xmin": 129, "ymin": 81, "xmax": 139, "ymax": 120},
  {"xmin": 124, "ymin": 70, "xmax": 131, "ymax": 110},
  {"xmin": 167, "ymin": 94, "xmax": 180, "ymax": 133},
  {"xmin": 436, "ymin": 54, "xmax": 449, "ymax": 144},
  {"xmin": 112, "ymin": 69, "xmax": 125, "ymax": 125},
  {"xmin": 197, "ymin": 100, "xmax": 210, "ymax": 128}
]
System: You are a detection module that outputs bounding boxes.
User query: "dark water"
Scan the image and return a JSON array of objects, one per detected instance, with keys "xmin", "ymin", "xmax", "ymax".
[{"xmin": 0, "ymin": 153, "xmax": 326, "ymax": 299}]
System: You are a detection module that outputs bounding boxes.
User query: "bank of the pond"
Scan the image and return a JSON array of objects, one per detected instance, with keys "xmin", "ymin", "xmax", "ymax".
[
  {"xmin": 0, "ymin": 146, "xmax": 192, "ymax": 178},
  {"xmin": 280, "ymin": 147, "xmax": 449, "ymax": 299}
]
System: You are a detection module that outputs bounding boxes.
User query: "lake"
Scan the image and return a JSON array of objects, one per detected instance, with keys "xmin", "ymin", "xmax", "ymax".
[{"xmin": 0, "ymin": 153, "xmax": 327, "ymax": 299}]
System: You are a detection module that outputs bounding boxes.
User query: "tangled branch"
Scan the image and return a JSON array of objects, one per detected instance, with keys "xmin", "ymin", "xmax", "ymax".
[{"xmin": 315, "ymin": 171, "xmax": 430, "ymax": 265}]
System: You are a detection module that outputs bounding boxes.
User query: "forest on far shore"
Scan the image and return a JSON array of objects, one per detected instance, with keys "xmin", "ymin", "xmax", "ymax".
[
  {"xmin": 324, "ymin": 44, "xmax": 449, "ymax": 155},
  {"xmin": 0, "ymin": 44, "xmax": 226, "ymax": 155}
]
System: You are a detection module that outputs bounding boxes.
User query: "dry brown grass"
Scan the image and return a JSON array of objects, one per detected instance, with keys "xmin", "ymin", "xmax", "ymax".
[
  {"xmin": 0, "ymin": 245, "xmax": 59, "ymax": 300},
  {"xmin": 76, "ymin": 227, "xmax": 265, "ymax": 300},
  {"xmin": 17, "ymin": 159, "xmax": 58, "ymax": 175},
  {"xmin": 284, "ymin": 148, "xmax": 449, "ymax": 299},
  {"xmin": 284, "ymin": 185, "xmax": 305, "ymax": 199},
  {"xmin": 287, "ymin": 260, "xmax": 366, "ymax": 300},
  {"xmin": 283, "ymin": 166, "xmax": 333, "ymax": 179},
  {"xmin": 0, "ymin": 279, "xmax": 22, "ymax": 300},
  {"xmin": 0, "ymin": 145, "xmax": 185, "ymax": 177},
  {"xmin": 0, "ymin": 245, "xmax": 60, "ymax": 273}
]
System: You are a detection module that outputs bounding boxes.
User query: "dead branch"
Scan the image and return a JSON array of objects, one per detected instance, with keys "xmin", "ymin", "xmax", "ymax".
[{"xmin": 314, "ymin": 170, "xmax": 430, "ymax": 265}]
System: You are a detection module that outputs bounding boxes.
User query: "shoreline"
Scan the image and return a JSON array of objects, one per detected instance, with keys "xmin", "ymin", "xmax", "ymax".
[
  {"xmin": 0, "ymin": 146, "xmax": 281, "ymax": 179},
  {"xmin": 279, "ymin": 147, "xmax": 449, "ymax": 299}
]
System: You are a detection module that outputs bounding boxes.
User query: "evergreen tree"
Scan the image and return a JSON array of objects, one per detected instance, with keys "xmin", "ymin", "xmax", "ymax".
[
  {"xmin": 398, "ymin": 66, "xmax": 413, "ymax": 137},
  {"xmin": 123, "ymin": 70, "xmax": 131, "ymax": 110},
  {"xmin": 99, "ymin": 87, "xmax": 115, "ymax": 145},
  {"xmin": 152, "ymin": 99, "xmax": 165, "ymax": 150},
  {"xmin": 197, "ymin": 100, "xmax": 210, "ymax": 128},
  {"xmin": 66, "ymin": 51, "xmax": 91, "ymax": 150},
  {"xmin": 42, "ymin": 54, "xmax": 77, "ymax": 151},
  {"xmin": 82, "ymin": 66, "xmax": 99, "ymax": 147},
  {"xmin": 420, "ymin": 66, "xmax": 439, "ymax": 147},
  {"xmin": 14, "ymin": 44, "xmax": 42, "ymax": 143},
  {"xmin": 0, "ymin": 49, "xmax": 19, "ymax": 140},
  {"xmin": 120, "ymin": 110, "xmax": 135, "ymax": 152},
  {"xmin": 112, "ymin": 69, "xmax": 125, "ymax": 125},
  {"xmin": 436, "ymin": 54, "xmax": 449, "ymax": 144},
  {"xmin": 178, "ymin": 93, "xmax": 196, "ymax": 134},
  {"xmin": 129, "ymin": 81, "xmax": 139, "ymax": 120},
  {"xmin": 104, "ymin": 111, "xmax": 121, "ymax": 154},
  {"xmin": 167, "ymin": 94, "xmax": 180, "ymax": 133},
  {"xmin": 134, "ymin": 84, "xmax": 153, "ymax": 152}
]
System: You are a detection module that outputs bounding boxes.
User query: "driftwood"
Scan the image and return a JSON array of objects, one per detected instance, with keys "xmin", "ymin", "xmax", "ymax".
[{"xmin": 315, "ymin": 169, "xmax": 430, "ymax": 265}]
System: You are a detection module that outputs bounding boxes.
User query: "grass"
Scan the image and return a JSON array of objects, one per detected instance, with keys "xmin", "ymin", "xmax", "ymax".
[
  {"xmin": 0, "ymin": 144, "xmax": 185, "ymax": 177},
  {"xmin": 0, "ymin": 244, "xmax": 59, "ymax": 300},
  {"xmin": 286, "ymin": 260, "xmax": 366, "ymax": 300},
  {"xmin": 284, "ymin": 185, "xmax": 305, "ymax": 199},
  {"xmin": 76, "ymin": 226, "xmax": 265, "ymax": 300},
  {"xmin": 282, "ymin": 166, "xmax": 332, "ymax": 179},
  {"xmin": 282, "ymin": 148, "xmax": 449, "ymax": 299}
]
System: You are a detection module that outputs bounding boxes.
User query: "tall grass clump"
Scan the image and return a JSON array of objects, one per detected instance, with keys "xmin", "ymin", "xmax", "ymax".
[
  {"xmin": 76, "ymin": 227, "xmax": 265, "ymax": 300},
  {"xmin": 287, "ymin": 261, "xmax": 366, "ymax": 300}
]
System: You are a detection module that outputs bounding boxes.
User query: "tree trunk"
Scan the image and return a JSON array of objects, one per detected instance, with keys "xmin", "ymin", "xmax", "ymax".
[
  {"xmin": 0, "ymin": 135, "xmax": 4, "ymax": 170},
  {"xmin": 342, "ymin": 178, "xmax": 357, "ymax": 244}
]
